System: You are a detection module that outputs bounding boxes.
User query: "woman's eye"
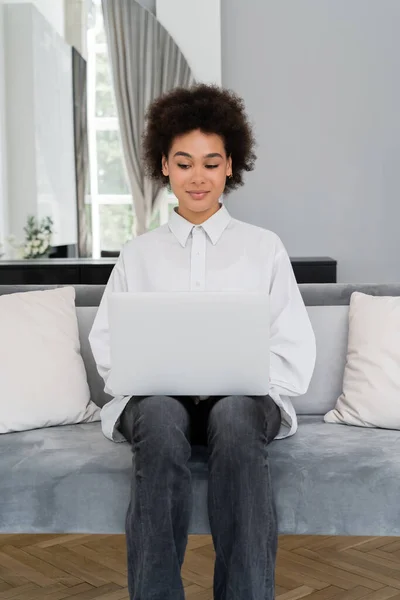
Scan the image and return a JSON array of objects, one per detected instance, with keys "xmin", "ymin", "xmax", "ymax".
[{"xmin": 177, "ymin": 163, "xmax": 219, "ymax": 170}]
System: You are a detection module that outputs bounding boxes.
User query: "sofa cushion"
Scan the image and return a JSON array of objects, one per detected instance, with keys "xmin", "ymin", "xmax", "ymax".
[
  {"xmin": 0, "ymin": 287, "xmax": 100, "ymax": 434},
  {"xmin": 325, "ymin": 292, "xmax": 400, "ymax": 429},
  {"xmin": 1, "ymin": 415, "xmax": 399, "ymax": 536},
  {"xmin": 292, "ymin": 305, "xmax": 349, "ymax": 415}
]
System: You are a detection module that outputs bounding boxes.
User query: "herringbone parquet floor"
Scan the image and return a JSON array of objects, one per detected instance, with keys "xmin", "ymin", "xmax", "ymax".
[{"xmin": 0, "ymin": 534, "xmax": 399, "ymax": 599}]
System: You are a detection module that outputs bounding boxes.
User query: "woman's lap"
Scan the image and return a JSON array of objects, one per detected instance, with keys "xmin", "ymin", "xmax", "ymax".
[{"xmin": 118, "ymin": 394, "xmax": 281, "ymax": 447}]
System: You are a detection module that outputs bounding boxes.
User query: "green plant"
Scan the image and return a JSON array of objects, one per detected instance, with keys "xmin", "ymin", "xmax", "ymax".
[{"xmin": 22, "ymin": 215, "xmax": 54, "ymax": 259}]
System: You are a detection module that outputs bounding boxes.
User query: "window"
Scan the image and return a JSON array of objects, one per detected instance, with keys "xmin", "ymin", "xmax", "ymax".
[{"xmin": 86, "ymin": 0, "xmax": 177, "ymax": 258}]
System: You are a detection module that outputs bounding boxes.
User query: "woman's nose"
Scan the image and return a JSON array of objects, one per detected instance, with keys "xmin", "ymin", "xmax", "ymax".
[{"xmin": 191, "ymin": 167, "xmax": 205, "ymax": 184}]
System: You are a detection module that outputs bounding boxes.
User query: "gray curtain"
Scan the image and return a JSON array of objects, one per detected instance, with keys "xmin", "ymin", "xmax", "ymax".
[
  {"xmin": 101, "ymin": 0, "xmax": 194, "ymax": 236},
  {"xmin": 72, "ymin": 47, "xmax": 91, "ymax": 256}
]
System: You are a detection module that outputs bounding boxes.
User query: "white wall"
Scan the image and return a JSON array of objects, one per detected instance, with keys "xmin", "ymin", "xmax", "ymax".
[
  {"xmin": 156, "ymin": 0, "xmax": 221, "ymax": 84},
  {"xmin": 221, "ymin": 0, "xmax": 400, "ymax": 283},
  {"xmin": 4, "ymin": 3, "xmax": 37, "ymax": 245},
  {"xmin": 64, "ymin": 0, "xmax": 87, "ymax": 59},
  {"xmin": 3, "ymin": 0, "xmax": 64, "ymax": 37},
  {"xmin": 4, "ymin": 3, "xmax": 77, "ymax": 247},
  {"xmin": 0, "ymin": 0, "xmax": 65, "ymax": 249},
  {"xmin": 0, "ymin": 1, "xmax": 8, "ymax": 243}
]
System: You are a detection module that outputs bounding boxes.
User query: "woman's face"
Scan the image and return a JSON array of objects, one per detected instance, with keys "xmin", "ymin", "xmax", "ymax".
[{"xmin": 162, "ymin": 129, "xmax": 232, "ymax": 223}]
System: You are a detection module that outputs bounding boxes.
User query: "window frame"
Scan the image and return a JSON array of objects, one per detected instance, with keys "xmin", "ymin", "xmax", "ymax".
[{"xmin": 86, "ymin": 2, "xmax": 176, "ymax": 258}]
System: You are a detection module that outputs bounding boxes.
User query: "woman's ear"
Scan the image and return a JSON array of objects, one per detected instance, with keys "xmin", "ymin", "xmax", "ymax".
[
  {"xmin": 226, "ymin": 156, "xmax": 233, "ymax": 178},
  {"xmin": 161, "ymin": 156, "xmax": 169, "ymax": 177}
]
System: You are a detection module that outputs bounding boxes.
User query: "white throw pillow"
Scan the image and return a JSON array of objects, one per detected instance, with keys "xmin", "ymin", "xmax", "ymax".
[
  {"xmin": 324, "ymin": 291, "xmax": 400, "ymax": 429},
  {"xmin": 0, "ymin": 286, "xmax": 101, "ymax": 434}
]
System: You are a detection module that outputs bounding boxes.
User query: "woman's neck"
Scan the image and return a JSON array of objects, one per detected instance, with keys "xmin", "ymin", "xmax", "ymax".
[{"xmin": 176, "ymin": 202, "xmax": 221, "ymax": 225}]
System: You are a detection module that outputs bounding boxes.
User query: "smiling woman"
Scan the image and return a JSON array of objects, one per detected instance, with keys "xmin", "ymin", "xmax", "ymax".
[
  {"xmin": 142, "ymin": 83, "xmax": 257, "ymax": 224},
  {"xmin": 89, "ymin": 82, "xmax": 317, "ymax": 600},
  {"xmin": 161, "ymin": 130, "xmax": 232, "ymax": 223}
]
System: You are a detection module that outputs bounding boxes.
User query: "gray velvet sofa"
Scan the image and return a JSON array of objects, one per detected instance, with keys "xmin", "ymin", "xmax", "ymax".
[{"xmin": 1, "ymin": 283, "xmax": 400, "ymax": 537}]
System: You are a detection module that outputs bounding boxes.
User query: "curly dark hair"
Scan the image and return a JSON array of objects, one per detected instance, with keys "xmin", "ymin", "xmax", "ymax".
[{"xmin": 142, "ymin": 84, "xmax": 257, "ymax": 193}]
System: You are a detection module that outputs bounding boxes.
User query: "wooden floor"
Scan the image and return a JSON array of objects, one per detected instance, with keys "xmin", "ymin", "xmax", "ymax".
[{"xmin": 0, "ymin": 535, "xmax": 399, "ymax": 599}]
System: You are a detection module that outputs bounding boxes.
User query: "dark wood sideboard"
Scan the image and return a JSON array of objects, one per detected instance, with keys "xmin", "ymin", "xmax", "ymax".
[{"xmin": 0, "ymin": 257, "xmax": 337, "ymax": 285}]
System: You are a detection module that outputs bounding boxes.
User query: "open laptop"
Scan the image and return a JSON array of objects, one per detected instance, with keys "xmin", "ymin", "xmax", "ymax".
[{"xmin": 106, "ymin": 291, "xmax": 270, "ymax": 397}]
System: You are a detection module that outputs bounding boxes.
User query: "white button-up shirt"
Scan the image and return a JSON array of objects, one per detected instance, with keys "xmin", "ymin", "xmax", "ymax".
[{"xmin": 89, "ymin": 204, "xmax": 316, "ymax": 443}]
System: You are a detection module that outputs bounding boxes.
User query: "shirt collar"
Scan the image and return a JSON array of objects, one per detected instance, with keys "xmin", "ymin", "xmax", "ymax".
[{"xmin": 168, "ymin": 203, "xmax": 231, "ymax": 247}]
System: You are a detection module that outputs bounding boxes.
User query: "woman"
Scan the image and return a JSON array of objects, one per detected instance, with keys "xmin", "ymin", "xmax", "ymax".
[{"xmin": 89, "ymin": 84, "xmax": 316, "ymax": 600}]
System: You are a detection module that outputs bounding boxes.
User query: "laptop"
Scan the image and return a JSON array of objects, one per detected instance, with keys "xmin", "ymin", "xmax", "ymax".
[{"xmin": 106, "ymin": 291, "xmax": 270, "ymax": 397}]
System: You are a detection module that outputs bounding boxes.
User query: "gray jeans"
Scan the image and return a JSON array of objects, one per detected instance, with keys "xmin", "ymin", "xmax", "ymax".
[{"xmin": 119, "ymin": 394, "xmax": 282, "ymax": 600}]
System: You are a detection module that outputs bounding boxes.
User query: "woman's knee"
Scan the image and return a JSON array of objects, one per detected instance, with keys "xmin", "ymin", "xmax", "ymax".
[
  {"xmin": 130, "ymin": 395, "xmax": 191, "ymax": 455},
  {"xmin": 208, "ymin": 395, "xmax": 280, "ymax": 448}
]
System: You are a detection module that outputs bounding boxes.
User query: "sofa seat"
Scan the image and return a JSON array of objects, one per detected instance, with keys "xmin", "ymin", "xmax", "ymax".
[{"xmin": 1, "ymin": 415, "xmax": 399, "ymax": 536}]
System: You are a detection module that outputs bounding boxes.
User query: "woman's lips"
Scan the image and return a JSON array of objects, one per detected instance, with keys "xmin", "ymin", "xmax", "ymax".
[{"xmin": 187, "ymin": 191, "xmax": 210, "ymax": 200}]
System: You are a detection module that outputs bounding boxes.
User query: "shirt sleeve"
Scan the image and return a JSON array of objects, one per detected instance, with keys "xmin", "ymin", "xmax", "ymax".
[
  {"xmin": 268, "ymin": 236, "xmax": 316, "ymax": 398},
  {"xmin": 88, "ymin": 247, "xmax": 128, "ymax": 396}
]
